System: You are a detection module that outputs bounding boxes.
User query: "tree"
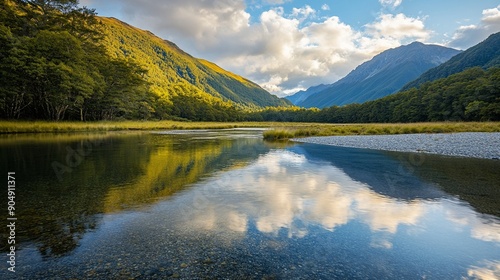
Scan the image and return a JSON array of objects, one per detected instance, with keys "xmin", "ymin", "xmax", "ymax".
[
  {"xmin": 0, "ymin": 0, "xmax": 158, "ymax": 121},
  {"xmin": 12, "ymin": 0, "xmax": 100, "ymax": 39},
  {"xmin": 24, "ymin": 30, "xmax": 96, "ymax": 120}
]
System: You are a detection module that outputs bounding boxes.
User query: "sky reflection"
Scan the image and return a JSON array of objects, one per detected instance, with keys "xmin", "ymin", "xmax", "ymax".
[
  {"xmin": 5, "ymin": 131, "xmax": 499, "ymax": 279},
  {"xmin": 175, "ymin": 148, "xmax": 499, "ymax": 247}
]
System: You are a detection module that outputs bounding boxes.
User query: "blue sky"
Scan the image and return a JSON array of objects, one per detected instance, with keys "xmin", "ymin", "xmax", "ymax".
[{"xmin": 81, "ymin": 0, "xmax": 500, "ymax": 96}]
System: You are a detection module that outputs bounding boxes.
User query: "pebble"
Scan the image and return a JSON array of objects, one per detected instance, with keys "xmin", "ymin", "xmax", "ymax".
[{"xmin": 292, "ymin": 132, "xmax": 500, "ymax": 159}]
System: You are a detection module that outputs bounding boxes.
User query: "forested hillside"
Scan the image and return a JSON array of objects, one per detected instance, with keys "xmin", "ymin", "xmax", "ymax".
[
  {"xmin": 249, "ymin": 67, "xmax": 500, "ymax": 122},
  {"xmin": 402, "ymin": 32, "xmax": 500, "ymax": 90},
  {"xmin": 100, "ymin": 17, "xmax": 289, "ymax": 110},
  {"xmin": 319, "ymin": 67, "xmax": 500, "ymax": 122},
  {"xmin": 0, "ymin": 0, "xmax": 288, "ymax": 121}
]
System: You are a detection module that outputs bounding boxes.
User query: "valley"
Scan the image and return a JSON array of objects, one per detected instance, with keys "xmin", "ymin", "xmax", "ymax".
[{"xmin": 1, "ymin": 1, "xmax": 499, "ymax": 279}]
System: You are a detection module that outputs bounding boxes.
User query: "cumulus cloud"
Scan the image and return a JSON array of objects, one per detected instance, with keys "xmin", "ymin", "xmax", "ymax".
[
  {"xmin": 365, "ymin": 13, "xmax": 429, "ymax": 41},
  {"xmin": 228, "ymin": 12, "xmax": 367, "ymax": 94},
  {"xmin": 117, "ymin": 0, "xmax": 251, "ymax": 51},
  {"xmin": 449, "ymin": 5, "xmax": 500, "ymax": 49},
  {"xmin": 379, "ymin": 0, "xmax": 403, "ymax": 8},
  {"xmin": 353, "ymin": 13, "xmax": 430, "ymax": 60},
  {"xmin": 291, "ymin": 5, "xmax": 315, "ymax": 21},
  {"xmin": 262, "ymin": 0, "xmax": 290, "ymax": 5}
]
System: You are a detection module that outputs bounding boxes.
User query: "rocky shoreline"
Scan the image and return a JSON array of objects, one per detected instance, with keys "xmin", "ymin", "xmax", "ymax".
[{"xmin": 292, "ymin": 132, "xmax": 500, "ymax": 159}]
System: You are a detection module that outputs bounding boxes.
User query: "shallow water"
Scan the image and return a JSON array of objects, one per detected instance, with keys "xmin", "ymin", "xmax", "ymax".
[{"xmin": 1, "ymin": 130, "xmax": 499, "ymax": 279}]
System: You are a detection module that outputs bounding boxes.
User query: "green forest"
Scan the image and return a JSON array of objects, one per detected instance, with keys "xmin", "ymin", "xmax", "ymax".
[
  {"xmin": 0, "ymin": 0, "xmax": 498, "ymax": 123},
  {"xmin": 0, "ymin": 0, "xmax": 158, "ymax": 121},
  {"xmin": 249, "ymin": 67, "xmax": 500, "ymax": 122}
]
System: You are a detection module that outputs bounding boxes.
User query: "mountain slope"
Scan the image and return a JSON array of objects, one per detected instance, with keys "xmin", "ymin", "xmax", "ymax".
[
  {"xmin": 318, "ymin": 67, "xmax": 500, "ymax": 123},
  {"xmin": 101, "ymin": 17, "xmax": 290, "ymax": 109},
  {"xmin": 294, "ymin": 42, "xmax": 460, "ymax": 108},
  {"xmin": 402, "ymin": 32, "xmax": 500, "ymax": 90},
  {"xmin": 285, "ymin": 84, "xmax": 331, "ymax": 104}
]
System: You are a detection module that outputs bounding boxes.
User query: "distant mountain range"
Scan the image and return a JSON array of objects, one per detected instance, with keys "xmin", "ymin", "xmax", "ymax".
[
  {"xmin": 401, "ymin": 32, "xmax": 500, "ymax": 90},
  {"xmin": 262, "ymin": 32, "xmax": 500, "ymax": 123},
  {"xmin": 101, "ymin": 17, "xmax": 290, "ymax": 109},
  {"xmin": 285, "ymin": 84, "xmax": 330, "ymax": 105},
  {"xmin": 287, "ymin": 42, "xmax": 460, "ymax": 108}
]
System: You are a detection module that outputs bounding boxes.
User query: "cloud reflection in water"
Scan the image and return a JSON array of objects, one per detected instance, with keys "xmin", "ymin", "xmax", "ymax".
[{"xmin": 180, "ymin": 150, "xmax": 427, "ymax": 238}]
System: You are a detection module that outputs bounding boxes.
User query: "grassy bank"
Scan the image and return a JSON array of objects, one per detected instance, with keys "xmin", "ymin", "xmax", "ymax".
[
  {"xmin": 0, "ymin": 120, "xmax": 330, "ymax": 134},
  {"xmin": 262, "ymin": 122, "xmax": 500, "ymax": 141},
  {"xmin": 0, "ymin": 120, "xmax": 267, "ymax": 134},
  {"xmin": 0, "ymin": 121, "xmax": 498, "ymax": 137}
]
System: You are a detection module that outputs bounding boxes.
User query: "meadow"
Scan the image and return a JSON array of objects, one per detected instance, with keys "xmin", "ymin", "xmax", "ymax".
[
  {"xmin": 1, "ymin": 120, "xmax": 499, "ymax": 140},
  {"xmin": 262, "ymin": 122, "xmax": 500, "ymax": 140}
]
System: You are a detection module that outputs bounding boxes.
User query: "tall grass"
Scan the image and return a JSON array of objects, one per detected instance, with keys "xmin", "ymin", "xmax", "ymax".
[
  {"xmin": 1, "ymin": 121, "xmax": 499, "ymax": 137},
  {"xmin": 0, "ymin": 120, "xmax": 261, "ymax": 134},
  {"xmin": 263, "ymin": 122, "xmax": 500, "ymax": 141}
]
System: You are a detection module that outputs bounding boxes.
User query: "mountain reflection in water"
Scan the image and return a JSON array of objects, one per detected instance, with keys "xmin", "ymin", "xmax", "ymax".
[{"xmin": 0, "ymin": 130, "xmax": 498, "ymax": 279}]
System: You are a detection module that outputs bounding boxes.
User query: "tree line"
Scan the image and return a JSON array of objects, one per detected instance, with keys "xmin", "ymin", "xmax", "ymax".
[{"xmin": 247, "ymin": 67, "xmax": 500, "ymax": 123}]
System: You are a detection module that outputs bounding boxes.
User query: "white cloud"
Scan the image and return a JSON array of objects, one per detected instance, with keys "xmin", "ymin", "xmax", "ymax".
[
  {"xmin": 449, "ymin": 5, "xmax": 500, "ymax": 49},
  {"xmin": 365, "ymin": 13, "xmax": 430, "ymax": 41},
  {"xmin": 321, "ymin": 4, "xmax": 330, "ymax": 11},
  {"xmin": 262, "ymin": 0, "xmax": 289, "ymax": 5},
  {"xmin": 468, "ymin": 261, "xmax": 500, "ymax": 280},
  {"xmin": 291, "ymin": 5, "xmax": 316, "ymax": 21},
  {"xmin": 379, "ymin": 0, "xmax": 403, "ymax": 8}
]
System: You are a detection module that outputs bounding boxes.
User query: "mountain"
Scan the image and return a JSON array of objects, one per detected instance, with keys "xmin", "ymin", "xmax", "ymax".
[
  {"xmin": 318, "ymin": 67, "xmax": 500, "ymax": 123},
  {"xmin": 285, "ymin": 84, "xmax": 331, "ymax": 104},
  {"xmin": 402, "ymin": 32, "xmax": 500, "ymax": 90},
  {"xmin": 292, "ymin": 42, "xmax": 460, "ymax": 108},
  {"xmin": 101, "ymin": 17, "xmax": 290, "ymax": 109}
]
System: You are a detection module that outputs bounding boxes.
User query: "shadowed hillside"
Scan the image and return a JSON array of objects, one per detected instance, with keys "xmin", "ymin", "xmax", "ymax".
[{"xmin": 402, "ymin": 32, "xmax": 500, "ymax": 90}]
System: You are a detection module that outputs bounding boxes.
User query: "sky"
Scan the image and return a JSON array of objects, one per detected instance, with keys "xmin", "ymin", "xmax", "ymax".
[{"xmin": 80, "ymin": 0, "xmax": 500, "ymax": 97}]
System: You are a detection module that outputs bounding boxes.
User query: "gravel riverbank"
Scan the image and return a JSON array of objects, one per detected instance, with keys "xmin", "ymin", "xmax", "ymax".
[{"xmin": 292, "ymin": 132, "xmax": 500, "ymax": 159}]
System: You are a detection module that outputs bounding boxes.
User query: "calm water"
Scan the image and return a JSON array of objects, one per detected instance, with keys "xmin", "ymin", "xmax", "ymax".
[{"xmin": 1, "ymin": 129, "xmax": 499, "ymax": 279}]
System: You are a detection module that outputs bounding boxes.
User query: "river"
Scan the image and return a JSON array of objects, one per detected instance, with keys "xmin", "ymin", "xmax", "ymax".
[{"xmin": 1, "ymin": 129, "xmax": 499, "ymax": 279}]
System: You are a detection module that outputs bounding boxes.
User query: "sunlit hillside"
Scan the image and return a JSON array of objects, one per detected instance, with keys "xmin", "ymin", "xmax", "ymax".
[{"xmin": 100, "ymin": 17, "xmax": 290, "ymax": 109}]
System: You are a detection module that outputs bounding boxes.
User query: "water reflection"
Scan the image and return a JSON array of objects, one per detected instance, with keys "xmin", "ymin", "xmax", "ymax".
[
  {"xmin": 468, "ymin": 261, "xmax": 500, "ymax": 279},
  {"xmin": 406, "ymin": 152, "xmax": 500, "ymax": 216},
  {"xmin": 166, "ymin": 142, "xmax": 499, "ymax": 277},
  {"xmin": 1, "ymin": 130, "xmax": 499, "ymax": 279},
  {"xmin": 178, "ymin": 149, "xmax": 426, "ymax": 236},
  {"xmin": 176, "ymin": 145, "xmax": 499, "ymax": 243},
  {"xmin": 0, "ymin": 130, "xmax": 273, "ymax": 258}
]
